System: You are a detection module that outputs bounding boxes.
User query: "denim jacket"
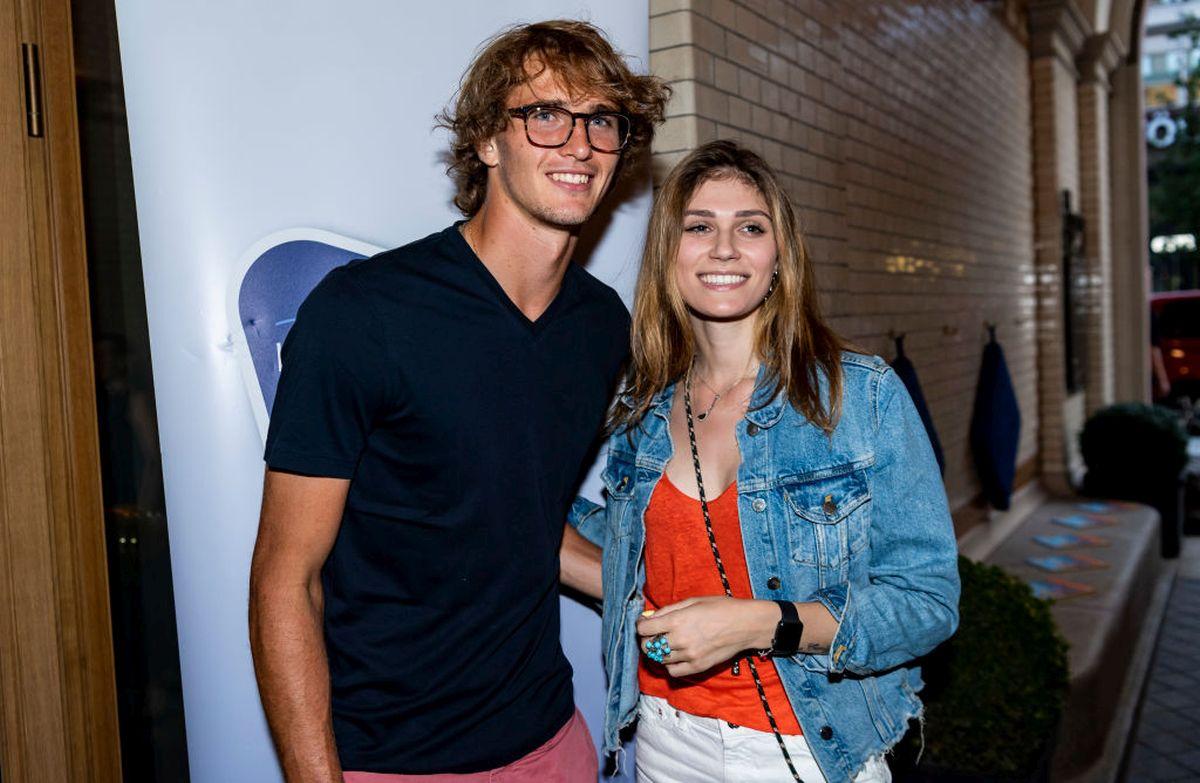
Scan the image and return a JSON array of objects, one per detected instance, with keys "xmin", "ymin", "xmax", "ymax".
[{"xmin": 569, "ymin": 352, "xmax": 960, "ymax": 782}]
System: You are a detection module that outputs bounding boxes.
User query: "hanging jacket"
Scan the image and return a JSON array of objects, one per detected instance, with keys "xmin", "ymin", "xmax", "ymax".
[
  {"xmin": 970, "ymin": 326, "xmax": 1021, "ymax": 509},
  {"xmin": 890, "ymin": 334, "xmax": 946, "ymax": 475}
]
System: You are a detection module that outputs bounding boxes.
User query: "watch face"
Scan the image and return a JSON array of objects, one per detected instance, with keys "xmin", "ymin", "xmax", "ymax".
[
  {"xmin": 228, "ymin": 230, "xmax": 383, "ymax": 442},
  {"xmin": 773, "ymin": 601, "xmax": 804, "ymax": 655}
]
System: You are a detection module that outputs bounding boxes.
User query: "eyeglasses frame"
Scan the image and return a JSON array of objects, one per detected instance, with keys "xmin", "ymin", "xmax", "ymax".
[{"xmin": 505, "ymin": 103, "xmax": 631, "ymax": 154}]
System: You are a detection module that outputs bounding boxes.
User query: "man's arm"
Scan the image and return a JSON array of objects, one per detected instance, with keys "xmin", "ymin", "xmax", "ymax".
[
  {"xmin": 560, "ymin": 523, "xmax": 602, "ymax": 600},
  {"xmin": 249, "ymin": 469, "xmax": 348, "ymax": 783}
]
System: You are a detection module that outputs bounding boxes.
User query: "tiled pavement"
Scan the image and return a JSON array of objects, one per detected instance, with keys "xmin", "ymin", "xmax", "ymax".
[{"xmin": 1122, "ymin": 550, "xmax": 1200, "ymax": 782}]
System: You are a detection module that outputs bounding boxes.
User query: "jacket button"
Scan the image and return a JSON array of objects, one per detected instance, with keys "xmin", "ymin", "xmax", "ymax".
[
  {"xmin": 822, "ymin": 495, "xmax": 837, "ymax": 515},
  {"xmin": 751, "ymin": 497, "xmax": 767, "ymax": 513},
  {"xmin": 746, "ymin": 423, "xmax": 760, "ymax": 436},
  {"xmin": 767, "ymin": 576, "xmax": 781, "ymax": 590},
  {"xmin": 820, "ymin": 725, "xmax": 833, "ymax": 740}
]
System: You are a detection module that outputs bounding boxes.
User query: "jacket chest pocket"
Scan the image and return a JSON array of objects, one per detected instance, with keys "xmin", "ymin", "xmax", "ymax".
[
  {"xmin": 602, "ymin": 456, "xmax": 637, "ymax": 539},
  {"xmin": 782, "ymin": 467, "xmax": 870, "ymax": 569}
]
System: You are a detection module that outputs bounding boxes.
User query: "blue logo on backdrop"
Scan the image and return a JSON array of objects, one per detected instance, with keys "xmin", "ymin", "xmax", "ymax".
[{"xmin": 230, "ymin": 229, "xmax": 384, "ymax": 441}]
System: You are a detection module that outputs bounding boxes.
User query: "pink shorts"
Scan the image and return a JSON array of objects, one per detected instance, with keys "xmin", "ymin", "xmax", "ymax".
[{"xmin": 342, "ymin": 708, "xmax": 597, "ymax": 782}]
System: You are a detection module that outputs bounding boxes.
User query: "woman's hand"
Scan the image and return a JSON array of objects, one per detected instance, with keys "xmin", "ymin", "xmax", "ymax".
[{"xmin": 637, "ymin": 596, "xmax": 781, "ymax": 677}]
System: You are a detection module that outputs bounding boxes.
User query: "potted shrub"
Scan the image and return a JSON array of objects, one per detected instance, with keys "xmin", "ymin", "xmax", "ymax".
[
  {"xmin": 892, "ymin": 556, "xmax": 1069, "ymax": 782},
  {"xmin": 1079, "ymin": 403, "xmax": 1189, "ymax": 557}
]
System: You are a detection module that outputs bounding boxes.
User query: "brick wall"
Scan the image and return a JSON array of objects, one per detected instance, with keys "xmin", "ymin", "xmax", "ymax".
[{"xmin": 649, "ymin": 0, "xmax": 1038, "ymax": 513}]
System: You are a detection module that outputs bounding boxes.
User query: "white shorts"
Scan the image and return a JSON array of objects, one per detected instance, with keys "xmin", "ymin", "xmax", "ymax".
[{"xmin": 635, "ymin": 694, "xmax": 892, "ymax": 783}]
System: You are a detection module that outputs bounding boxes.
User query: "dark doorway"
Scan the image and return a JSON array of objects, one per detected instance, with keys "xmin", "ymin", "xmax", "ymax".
[{"xmin": 71, "ymin": 0, "xmax": 189, "ymax": 779}]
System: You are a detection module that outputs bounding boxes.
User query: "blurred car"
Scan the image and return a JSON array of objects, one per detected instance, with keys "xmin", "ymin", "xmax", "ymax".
[{"xmin": 1151, "ymin": 289, "xmax": 1200, "ymax": 399}]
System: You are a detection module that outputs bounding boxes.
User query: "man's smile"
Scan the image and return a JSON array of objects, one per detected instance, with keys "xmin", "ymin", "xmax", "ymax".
[{"xmin": 547, "ymin": 170, "xmax": 594, "ymax": 190}]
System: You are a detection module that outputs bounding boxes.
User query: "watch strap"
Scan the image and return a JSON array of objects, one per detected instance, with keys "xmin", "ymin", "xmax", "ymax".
[{"xmin": 768, "ymin": 600, "xmax": 804, "ymax": 657}]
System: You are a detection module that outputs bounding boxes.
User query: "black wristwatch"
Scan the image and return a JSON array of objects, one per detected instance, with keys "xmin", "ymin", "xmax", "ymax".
[{"xmin": 763, "ymin": 600, "xmax": 804, "ymax": 657}]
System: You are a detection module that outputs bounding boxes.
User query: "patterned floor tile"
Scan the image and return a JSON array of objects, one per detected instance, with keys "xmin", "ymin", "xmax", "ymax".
[{"xmin": 1123, "ymin": 577, "xmax": 1200, "ymax": 783}]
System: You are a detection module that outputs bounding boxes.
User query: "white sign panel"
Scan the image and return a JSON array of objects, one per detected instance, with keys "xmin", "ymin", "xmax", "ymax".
[{"xmin": 115, "ymin": 3, "xmax": 649, "ymax": 779}]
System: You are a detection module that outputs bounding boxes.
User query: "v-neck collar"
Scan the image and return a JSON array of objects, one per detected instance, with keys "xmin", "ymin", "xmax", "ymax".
[{"xmin": 447, "ymin": 222, "xmax": 577, "ymax": 336}]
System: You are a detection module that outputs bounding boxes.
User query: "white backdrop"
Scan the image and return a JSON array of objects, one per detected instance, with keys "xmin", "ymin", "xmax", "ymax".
[{"xmin": 114, "ymin": 3, "xmax": 649, "ymax": 779}]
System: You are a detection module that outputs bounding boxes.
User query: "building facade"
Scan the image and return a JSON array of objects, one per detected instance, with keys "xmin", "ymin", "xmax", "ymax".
[{"xmin": 648, "ymin": 0, "xmax": 1151, "ymax": 536}]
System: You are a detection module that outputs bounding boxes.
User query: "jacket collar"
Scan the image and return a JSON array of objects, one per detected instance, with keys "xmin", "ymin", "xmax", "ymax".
[
  {"xmin": 745, "ymin": 365, "xmax": 786, "ymax": 428},
  {"xmin": 622, "ymin": 364, "xmax": 787, "ymax": 429},
  {"xmin": 648, "ymin": 382, "xmax": 676, "ymax": 422}
]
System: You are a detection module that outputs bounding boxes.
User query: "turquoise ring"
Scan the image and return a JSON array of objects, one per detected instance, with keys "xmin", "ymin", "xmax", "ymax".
[{"xmin": 645, "ymin": 633, "xmax": 671, "ymax": 663}]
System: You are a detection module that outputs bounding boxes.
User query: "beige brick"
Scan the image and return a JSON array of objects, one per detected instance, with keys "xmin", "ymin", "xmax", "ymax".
[
  {"xmin": 738, "ymin": 69, "xmax": 762, "ymax": 104},
  {"xmin": 655, "ymin": 114, "xmax": 702, "ymax": 152},
  {"xmin": 714, "ymin": 58, "xmax": 739, "ymax": 92},
  {"xmin": 665, "ymin": 80, "xmax": 697, "ymax": 116},
  {"xmin": 650, "ymin": 0, "xmax": 692, "ymax": 15},
  {"xmin": 692, "ymin": 13, "xmax": 727, "ymax": 54},
  {"xmin": 650, "ymin": 46, "xmax": 699, "ymax": 82},
  {"xmin": 650, "ymin": 12, "xmax": 690, "ymax": 50},
  {"xmin": 734, "ymin": 4, "xmax": 760, "ymax": 38},
  {"xmin": 652, "ymin": 115, "xmax": 715, "ymax": 153},
  {"xmin": 728, "ymin": 95, "xmax": 751, "ymax": 129},
  {"xmin": 651, "ymin": 150, "xmax": 687, "ymax": 184},
  {"xmin": 761, "ymin": 79, "xmax": 781, "ymax": 111},
  {"xmin": 752, "ymin": 103, "xmax": 772, "ymax": 135},
  {"xmin": 768, "ymin": 52, "xmax": 791, "ymax": 85},
  {"xmin": 705, "ymin": 0, "xmax": 734, "ymax": 29},
  {"xmin": 695, "ymin": 83, "xmax": 730, "ymax": 123}
]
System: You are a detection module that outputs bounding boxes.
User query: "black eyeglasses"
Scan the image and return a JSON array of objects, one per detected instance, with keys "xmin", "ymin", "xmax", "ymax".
[{"xmin": 506, "ymin": 104, "xmax": 631, "ymax": 153}]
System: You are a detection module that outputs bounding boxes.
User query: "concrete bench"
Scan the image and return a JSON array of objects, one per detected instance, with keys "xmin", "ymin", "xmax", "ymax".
[{"xmin": 980, "ymin": 498, "xmax": 1166, "ymax": 782}]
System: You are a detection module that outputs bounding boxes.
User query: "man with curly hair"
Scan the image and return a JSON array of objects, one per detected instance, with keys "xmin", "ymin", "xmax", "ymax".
[{"xmin": 249, "ymin": 20, "xmax": 668, "ymax": 783}]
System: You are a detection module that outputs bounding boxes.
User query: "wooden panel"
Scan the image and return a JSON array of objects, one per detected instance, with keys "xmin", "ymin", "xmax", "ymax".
[{"xmin": 0, "ymin": 0, "xmax": 122, "ymax": 779}]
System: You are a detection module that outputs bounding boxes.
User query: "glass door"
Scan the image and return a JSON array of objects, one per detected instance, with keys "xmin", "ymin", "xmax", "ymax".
[{"xmin": 71, "ymin": 0, "xmax": 189, "ymax": 779}]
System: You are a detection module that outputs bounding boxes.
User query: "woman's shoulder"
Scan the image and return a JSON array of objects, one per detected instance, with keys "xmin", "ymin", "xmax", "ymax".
[
  {"xmin": 779, "ymin": 350, "xmax": 900, "ymax": 435},
  {"xmin": 838, "ymin": 349, "xmax": 889, "ymax": 374},
  {"xmin": 837, "ymin": 348, "xmax": 894, "ymax": 397},
  {"xmin": 834, "ymin": 350, "xmax": 913, "ymax": 430}
]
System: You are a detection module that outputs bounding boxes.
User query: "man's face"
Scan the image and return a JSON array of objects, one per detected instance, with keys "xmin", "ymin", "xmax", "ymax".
[{"xmin": 481, "ymin": 68, "xmax": 623, "ymax": 229}]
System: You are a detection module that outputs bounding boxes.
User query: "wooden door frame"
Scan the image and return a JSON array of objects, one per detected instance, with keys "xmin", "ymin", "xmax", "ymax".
[{"xmin": 0, "ymin": 0, "xmax": 122, "ymax": 779}]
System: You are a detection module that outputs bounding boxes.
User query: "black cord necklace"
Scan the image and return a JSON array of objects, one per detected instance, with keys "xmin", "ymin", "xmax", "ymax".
[{"xmin": 684, "ymin": 364, "xmax": 804, "ymax": 783}]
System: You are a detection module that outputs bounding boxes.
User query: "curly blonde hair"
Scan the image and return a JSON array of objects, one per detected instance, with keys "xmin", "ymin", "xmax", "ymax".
[{"xmin": 437, "ymin": 20, "xmax": 669, "ymax": 216}]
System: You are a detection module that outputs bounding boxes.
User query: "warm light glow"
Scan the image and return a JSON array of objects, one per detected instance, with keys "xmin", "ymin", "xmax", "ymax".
[
  {"xmin": 1150, "ymin": 233, "xmax": 1197, "ymax": 253},
  {"xmin": 1170, "ymin": 348, "xmax": 1186, "ymax": 359},
  {"xmin": 883, "ymin": 255, "xmax": 965, "ymax": 276}
]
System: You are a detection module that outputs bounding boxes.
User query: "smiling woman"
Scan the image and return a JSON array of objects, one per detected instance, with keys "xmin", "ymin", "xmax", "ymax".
[
  {"xmin": 615, "ymin": 140, "xmax": 847, "ymax": 435},
  {"xmin": 575, "ymin": 140, "xmax": 962, "ymax": 782},
  {"xmin": 675, "ymin": 178, "xmax": 779, "ymax": 322}
]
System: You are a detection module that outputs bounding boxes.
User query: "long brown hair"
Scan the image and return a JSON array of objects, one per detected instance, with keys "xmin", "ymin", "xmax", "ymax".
[
  {"xmin": 436, "ymin": 20, "xmax": 669, "ymax": 216},
  {"xmin": 612, "ymin": 140, "xmax": 850, "ymax": 434}
]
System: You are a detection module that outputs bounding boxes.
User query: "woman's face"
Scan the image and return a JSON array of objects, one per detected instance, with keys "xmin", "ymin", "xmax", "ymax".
[{"xmin": 674, "ymin": 176, "xmax": 778, "ymax": 322}]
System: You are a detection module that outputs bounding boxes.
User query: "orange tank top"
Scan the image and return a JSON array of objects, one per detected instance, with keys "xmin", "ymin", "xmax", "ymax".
[{"xmin": 639, "ymin": 474, "xmax": 802, "ymax": 735}]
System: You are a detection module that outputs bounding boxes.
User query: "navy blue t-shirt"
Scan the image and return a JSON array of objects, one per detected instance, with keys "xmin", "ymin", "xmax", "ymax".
[{"xmin": 263, "ymin": 224, "xmax": 629, "ymax": 774}]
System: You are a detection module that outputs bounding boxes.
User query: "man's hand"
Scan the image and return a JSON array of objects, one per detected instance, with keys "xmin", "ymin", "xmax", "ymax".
[
  {"xmin": 636, "ymin": 596, "xmax": 779, "ymax": 677},
  {"xmin": 249, "ymin": 469, "xmax": 348, "ymax": 783}
]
